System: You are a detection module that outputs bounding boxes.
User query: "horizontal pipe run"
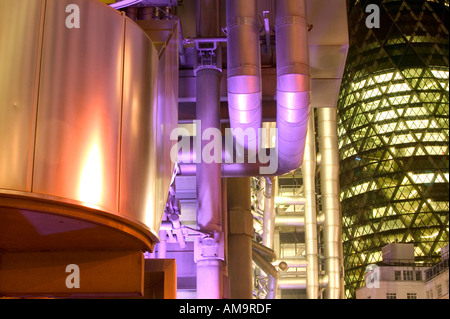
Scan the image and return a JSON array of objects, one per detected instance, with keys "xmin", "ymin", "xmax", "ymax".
[
  {"xmin": 274, "ymin": 196, "xmax": 306, "ymax": 206},
  {"xmin": 275, "ymin": 215, "xmax": 305, "ymax": 227},
  {"xmin": 274, "ymin": 257, "xmax": 308, "ymax": 268},
  {"xmin": 175, "ymin": 136, "xmax": 280, "ymax": 177},
  {"xmin": 275, "ymin": 214, "xmax": 324, "ymax": 227},
  {"xmin": 185, "ymin": 37, "xmax": 228, "ymax": 44},
  {"xmin": 278, "ymin": 275, "xmax": 328, "ymax": 290}
]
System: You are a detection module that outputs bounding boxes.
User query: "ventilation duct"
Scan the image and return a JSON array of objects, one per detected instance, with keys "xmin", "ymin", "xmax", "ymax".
[{"xmin": 178, "ymin": 0, "xmax": 311, "ymax": 177}]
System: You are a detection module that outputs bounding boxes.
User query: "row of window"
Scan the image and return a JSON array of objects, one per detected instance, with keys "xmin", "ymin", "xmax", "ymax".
[
  {"xmin": 395, "ymin": 270, "xmax": 423, "ymax": 281},
  {"xmin": 385, "ymin": 292, "xmax": 417, "ymax": 299},
  {"xmin": 368, "ymin": 283, "xmax": 449, "ymax": 299}
]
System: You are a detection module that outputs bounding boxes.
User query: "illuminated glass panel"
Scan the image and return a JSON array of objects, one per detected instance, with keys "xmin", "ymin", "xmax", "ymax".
[{"xmin": 339, "ymin": 0, "xmax": 449, "ymax": 299}]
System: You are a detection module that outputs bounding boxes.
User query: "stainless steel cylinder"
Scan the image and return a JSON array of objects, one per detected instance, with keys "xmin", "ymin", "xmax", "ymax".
[
  {"xmin": 302, "ymin": 113, "xmax": 320, "ymax": 299},
  {"xmin": 226, "ymin": 0, "xmax": 262, "ymax": 154},
  {"xmin": 196, "ymin": 68, "xmax": 223, "ymax": 233},
  {"xmin": 318, "ymin": 107, "xmax": 343, "ymax": 299},
  {"xmin": 0, "ymin": 0, "xmax": 177, "ymax": 251}
]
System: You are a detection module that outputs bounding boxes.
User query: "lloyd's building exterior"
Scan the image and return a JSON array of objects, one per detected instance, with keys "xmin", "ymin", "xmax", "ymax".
[{"xmin": 0, "ymin": 0, "xmax": 448, "ymax": 300}]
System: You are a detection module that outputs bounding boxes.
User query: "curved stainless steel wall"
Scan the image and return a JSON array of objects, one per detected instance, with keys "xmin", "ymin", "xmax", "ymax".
[{"xmin": 0, "ymin": 0, "xmax": 173, "ymax": 244}]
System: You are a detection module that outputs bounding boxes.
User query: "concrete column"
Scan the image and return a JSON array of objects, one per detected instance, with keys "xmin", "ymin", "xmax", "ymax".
[{"xmin": 227, "ymin": 177, "xmax": 253, "ymax": 299}]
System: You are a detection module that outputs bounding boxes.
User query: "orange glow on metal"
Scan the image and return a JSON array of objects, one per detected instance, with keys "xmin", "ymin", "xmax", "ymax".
[{"xmin": 78, "ymin": 143, "xmax": 103, "ymax": 206}]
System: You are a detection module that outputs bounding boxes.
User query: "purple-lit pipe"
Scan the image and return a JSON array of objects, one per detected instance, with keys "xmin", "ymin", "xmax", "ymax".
[
  {"xmin": 275, "ymin": 0, "xmax": 310, "ymax": 173},
  {"xmin": 196, "ymin": 68, "xmax": 222, "ymax": 233},
  {"xmin": 197, "ymin": 259, "xmax": 223, "ymax": 299},
  {"xmin": 226, "ymin": 0, "xmax": 262, "ymax": 157},
  {"xmin": 178, "ymin": 0, "xmax": 310, "ymax": 177},
  {"xmin": 195, "ymin": 0, "xmax": 224, "ymax": 300}
]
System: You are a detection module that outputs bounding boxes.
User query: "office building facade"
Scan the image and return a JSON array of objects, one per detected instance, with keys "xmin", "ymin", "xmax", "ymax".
[{"xmin": 338, "ymin": 0, "xmax": 449, "ymax": 298}]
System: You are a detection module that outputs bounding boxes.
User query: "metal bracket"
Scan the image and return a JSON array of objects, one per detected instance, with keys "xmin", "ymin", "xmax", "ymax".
[
  {"xmin": 194, "ymin": 232, "xmax": 225, "ymax": 263},
  {"xmin": 193, "ymin": 39, "xmax": 224, "ymax": 75}
]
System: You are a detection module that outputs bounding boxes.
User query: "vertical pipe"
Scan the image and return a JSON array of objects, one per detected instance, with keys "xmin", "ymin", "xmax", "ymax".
[
  {"xmin": 318, "ymin": 107, "xmax": 343, "ymax": 299},
  {"xmin": 227, "ymin": 177, "xmax": 253, "ymax": 299},
  {"xmin": 141, "ymin": 7, "xmax": 154, "ymax": 20},
  {"xmin": 196, "ymin": 68, "xmax": 222, "ymax": 232},
  {"xmin": 195, "ymin": 51, "xmax": 223, "ymax": 301},
  {"xmin": 195, "ymin": 0, "xmax": 223, "ymax": 299},
  {"xmin": 157, "ymin": 234, "xmax": 167, "ymax": 259},
  {"xmin": 222, "ymin": 178, "xmax": 230, "ymax": 299},
  {"xmin": 125, "ymin": 7, "xmax": 137, "ymax": 20},
  {"xmin": 262, "ymin": 177, "xmax": 276, "ymax": 250},
  {"xmin": 301, "ymin": 112, "xmax": 319, "ymax": 299},
  {"xmin": 196, "ymin": 259, "xmax": 223, "ymax": 299},
  {"xmin": 196, "ymin": 0, "xmax": 220, "ymax": 37}
]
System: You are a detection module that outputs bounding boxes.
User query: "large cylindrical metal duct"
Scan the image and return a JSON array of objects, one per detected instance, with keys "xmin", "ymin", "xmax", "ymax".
[
  {"xmin": 226, "ymin": 0, "xmax": 262, "ymax": 158},
  {"xmin": 275, "ymin": 0, "xmax": 310, "ymax": 173}
]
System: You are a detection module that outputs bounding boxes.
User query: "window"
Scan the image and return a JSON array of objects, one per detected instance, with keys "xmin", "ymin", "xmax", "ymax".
[
  {"xmin": 437, "ymin": 284, "xmax": 442, "ymax": 297},
  {"xmin": 395, "ymin": 270, "xmax": 402, "ymax": 280},
  {"xmin": 403, "ymin": 270, "xmax": 413, "ymax": 281},
  {"xmin": 407, "ymin": 293, "xmax": 417, "ymax": 299},
  {"xmin": 386, "ymin": 292, "xmax": 397, "ymax": 299},
  {"xmin": 415, "ymin": 271, "xmax": 422, "ymax": 281}
]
